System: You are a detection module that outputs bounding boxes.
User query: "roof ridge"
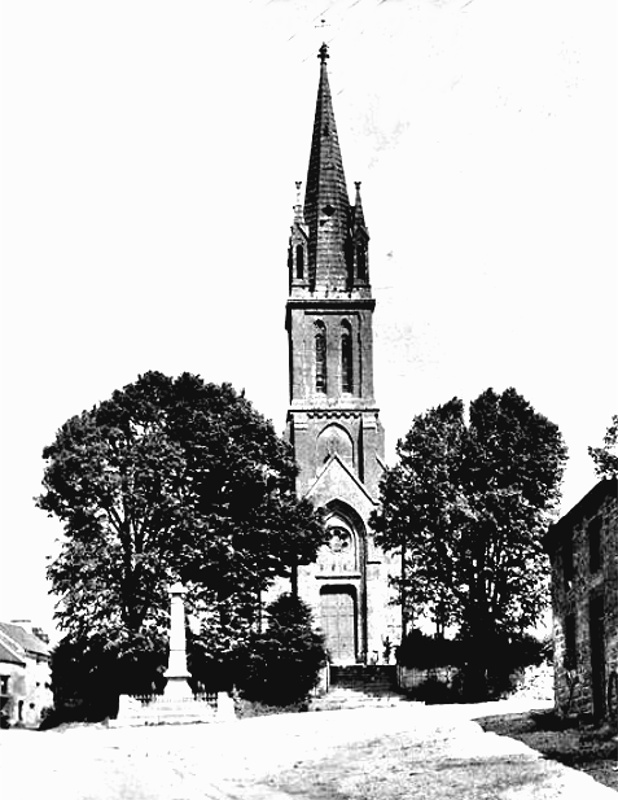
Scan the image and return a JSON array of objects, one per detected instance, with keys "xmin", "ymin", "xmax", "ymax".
[{"xmin": 0, "ymin": 621, "xmax": 50, "ymax": 657}]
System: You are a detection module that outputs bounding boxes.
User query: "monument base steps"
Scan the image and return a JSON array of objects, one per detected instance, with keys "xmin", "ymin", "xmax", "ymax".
[{"xmin": 110, "ymin": 691, "xmax": 235, "ymax": 727}]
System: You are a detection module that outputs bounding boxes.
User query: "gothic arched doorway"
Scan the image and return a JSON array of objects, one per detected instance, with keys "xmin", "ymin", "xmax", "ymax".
[{"xmin": 319, "ymin": 585, "xmax": 357, "ymax": 663}]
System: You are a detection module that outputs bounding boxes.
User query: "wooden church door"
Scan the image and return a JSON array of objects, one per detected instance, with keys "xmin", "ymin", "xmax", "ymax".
[{"xmin": 320, "ymin": 587, "xmax": 357, "ymax": 663}]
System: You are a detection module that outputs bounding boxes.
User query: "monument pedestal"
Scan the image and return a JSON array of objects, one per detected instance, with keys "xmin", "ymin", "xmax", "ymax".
[
  {"xmin": 163, "ymin": 676, "xmax": 193, "ymax": 699},
  {"xmin": 111, "ymin": 693, "xmax": 222, "ymax": 727},
  {"xmin": 112, "ymin": 582, "xmax": 236, "ymax": 726}
]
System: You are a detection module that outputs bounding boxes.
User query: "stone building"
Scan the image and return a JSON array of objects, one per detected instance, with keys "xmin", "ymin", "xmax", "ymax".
[
  {"xmin": 543, "ymin": 477, "xmax": 618, "ymax": 720},
  {"xmin": 0, "ymin": 621, "xmax": 52, "ymax": 727},
  {"xmin": 284, "ymin": 45, "xmax": 400, "ymax": 665}
]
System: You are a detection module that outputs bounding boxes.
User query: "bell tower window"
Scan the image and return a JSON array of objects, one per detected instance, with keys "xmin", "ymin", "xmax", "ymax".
[
  {"xmin": 295, "ymin": 244, "xmax": 304, "ymax": 279},
  {"xmin": 341, "ymin": 321, "xmax": 353, "ymax": 394},
  {"xmin": 356, "ymin": 243, "xmax": 367, "ymax": 280},
  {"xmin": 315, "ymin": 321, "xmax": 327, "ymax": 393}
]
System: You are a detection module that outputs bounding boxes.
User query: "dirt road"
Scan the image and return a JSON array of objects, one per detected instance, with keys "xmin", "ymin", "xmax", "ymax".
[{"xmin": 2, "ymin": 702, "xmax": 615, "ymax": 799}]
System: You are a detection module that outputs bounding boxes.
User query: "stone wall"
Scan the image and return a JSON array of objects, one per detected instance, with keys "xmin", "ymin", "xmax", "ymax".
[
  {"xmin": 397, "ymin": 665, "xmax": 459, "ymax": 693},
  {"xmin": 545, "ymin": 478, "xmax": 618, "ymax": 719}
]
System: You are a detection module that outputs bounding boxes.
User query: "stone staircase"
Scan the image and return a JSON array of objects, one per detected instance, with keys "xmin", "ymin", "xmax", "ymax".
[{"xmin": 310, "ymin": 665, "xmax": 412, "ymax": 712}]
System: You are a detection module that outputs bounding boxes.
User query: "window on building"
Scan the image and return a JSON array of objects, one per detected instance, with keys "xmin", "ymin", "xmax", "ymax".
[
  {"xmin": 315, "ymin": 321, "xmax": 327, "ymax": 393},
  {"xmin": 564, "ymin": 613, "xmax": 577, "ymax": 670},
  {"xmin": 588, "ymin": 516, "xmax": 602, "ymax": 573},
  {"xmin": 562, "ymin": 532, "xmax": 573, "ymax": 588},
  {"xmin": 0, "ymin": 676, "xmax": 8, "ymax": 696},
  {"xmin": 295, "ymin": 244, "xmax": 304, "ymax": 280},
  {"xmin": 356, "ymin": 243, "xmax": 367, "ymax": 280},
  {"xmin": 341, "ymin": 322, "xmax": 353, "ymax": 393}
]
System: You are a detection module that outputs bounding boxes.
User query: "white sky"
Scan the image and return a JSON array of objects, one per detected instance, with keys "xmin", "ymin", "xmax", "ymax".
[{"xmin": 1, "ymin": 0, "xmax": 617, "ymax": 635}]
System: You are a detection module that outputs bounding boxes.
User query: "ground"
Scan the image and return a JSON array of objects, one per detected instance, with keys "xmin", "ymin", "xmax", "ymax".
[
  {"xmin": 2, "ymin": 700, "xmax": 617, "ymax": 799},
  {"xmin": 476, "ymin": 708, "xmax": 618, "ymax": 793}
]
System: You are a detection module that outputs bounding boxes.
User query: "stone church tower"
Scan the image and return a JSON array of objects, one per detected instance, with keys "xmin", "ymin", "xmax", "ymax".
[{"xmin": 285, "ymin": 45, "xmax": 400, "ymax": 665}]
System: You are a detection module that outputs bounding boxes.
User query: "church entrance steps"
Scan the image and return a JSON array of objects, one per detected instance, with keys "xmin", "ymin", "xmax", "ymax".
[
  {"xmin": 309, "ymin": 687, "xmax": 414, "ymax": 712},
  {"xmin": 310, "ymin": 665, "xmax": 415, "ymax": 712},
  {"xmin": 331, "ymin": 664, "xmax": 397, "ymax": 693}
]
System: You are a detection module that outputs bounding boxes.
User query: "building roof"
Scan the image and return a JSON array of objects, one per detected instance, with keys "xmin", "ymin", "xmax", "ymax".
[
  {"xmin": 288, "ymin": 45, "xmax": 372, "ymax": 305},
  {"xmin": 0, "ymin": 622, "xmax": 50, "ymax": 659},
  {"xmin": 303, "ymin": 43, "xmax": 351, "ymax": 292},
  {"xmin": 543, "ymin": 476, "xmax": 617, "ymax": 552},
  {"xmin": 0, "ymin": 639, "xmax": 26, "ymax": 667}
]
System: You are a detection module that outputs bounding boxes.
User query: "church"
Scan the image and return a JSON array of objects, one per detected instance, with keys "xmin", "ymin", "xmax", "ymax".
[{"xmin": 284, "ymin": 45, "xmax": 400, "ymax": 665}]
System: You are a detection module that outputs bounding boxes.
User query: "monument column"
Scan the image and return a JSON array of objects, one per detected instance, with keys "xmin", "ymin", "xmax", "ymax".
[{"xmin": 164, "ymin": 581, "xmax": 192, "ymax": 698}]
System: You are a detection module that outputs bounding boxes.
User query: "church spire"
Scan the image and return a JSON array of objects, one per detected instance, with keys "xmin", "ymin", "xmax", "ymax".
[
  {"xmin": 284, "ymin": 44, "xmax": 392, "ymax": 669},
  {"xmin": 304, "ymin": 44, "xmax": 352, "ymax": 293}
]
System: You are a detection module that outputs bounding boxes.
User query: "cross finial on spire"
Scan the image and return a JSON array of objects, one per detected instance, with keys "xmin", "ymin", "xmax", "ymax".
[{"xmin": 318, "ymin": 43, "xmax": 329, "ymax": 64}]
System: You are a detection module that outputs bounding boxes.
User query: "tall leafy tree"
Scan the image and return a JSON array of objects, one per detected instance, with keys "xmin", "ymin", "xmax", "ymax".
[
  {"xmin": 372, "ymin": 398, "xmax": 469, "ymax": 636},
  {"xmin": 588, "ymin": 414, "xmax": 618, "ymax": 479},
  {"xmin": 372, "ymin": 387, "xmax": 567, "ymax": 696},
  {"xmin": 38, "ymin": 371, "xmax": 324, "ymax": 701}
]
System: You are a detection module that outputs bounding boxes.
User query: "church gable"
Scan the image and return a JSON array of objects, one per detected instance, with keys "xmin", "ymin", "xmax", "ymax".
[{"xmin": 306, "ymin": 452, "xmax": 376, "ymax": 520}]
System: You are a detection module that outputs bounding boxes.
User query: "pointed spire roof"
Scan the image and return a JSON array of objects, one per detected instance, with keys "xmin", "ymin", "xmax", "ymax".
[
  {"xmin": 352, "ymin": 181, "xmax": 366, "ymax": 229},
  {"xmin": 304, "ymin": 44, "xmax": 351, "ymax": 291},
  {"xmin": 293, "ymin": 180, "xmax": 305, "ymax": 225}
]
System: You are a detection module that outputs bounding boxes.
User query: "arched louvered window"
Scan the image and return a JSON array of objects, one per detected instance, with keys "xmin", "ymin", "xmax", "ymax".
[
  {"xmin": 296, "ymin": 244, "xmax": 304, "ymax": 279},
  {"xmin": 341, "ymin": 321, "xmax": 353, "ymax": 394},
  {"xmin": 356, "ymin": 243, "xmax": 367, "ymax": 280},
  {"xmin": 315, "ymin": 321, "xmax": 327, "ymax": 393}
]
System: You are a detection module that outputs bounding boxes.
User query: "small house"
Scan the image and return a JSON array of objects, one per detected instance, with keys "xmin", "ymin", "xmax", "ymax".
[{"xmin": 0, "ymin": 621, "xmax": 52, "ymax": 727}]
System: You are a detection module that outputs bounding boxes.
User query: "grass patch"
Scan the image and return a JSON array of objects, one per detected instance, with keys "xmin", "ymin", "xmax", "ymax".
[
  {"xmin": 233, "ymin": 695, "xmax": 309, "ymax": 718},
  {"xmin": 476, "ymin": 708, "xmax": 618, "ymax": 792}
]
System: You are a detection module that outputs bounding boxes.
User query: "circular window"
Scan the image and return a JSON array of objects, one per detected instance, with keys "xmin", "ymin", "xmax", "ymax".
[{"xmin": 329, "ymin": 527, "xmax": 352, "ymax": 553}]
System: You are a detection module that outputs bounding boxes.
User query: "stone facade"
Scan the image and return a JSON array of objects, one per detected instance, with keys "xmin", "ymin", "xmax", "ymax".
[
  {"xmin": 283, "ymin": 46, "xmax": 400, "ymax": 665},
  {"xmin": 543, "ymin": 477, "xmax": 618, "ymax": 720}
]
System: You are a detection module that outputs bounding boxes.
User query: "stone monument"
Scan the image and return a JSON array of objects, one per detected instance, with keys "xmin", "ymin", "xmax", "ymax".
[
  {"xmin": 111, "ymin": 581, "xmax": 235, "ymax": 726},
  {"xmin": 163, "ymin": 581, "xmax": 192, "ymax": 698}
]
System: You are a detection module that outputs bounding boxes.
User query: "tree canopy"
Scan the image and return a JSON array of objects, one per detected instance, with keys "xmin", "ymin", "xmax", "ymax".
[
  {"xmin": 38, "ymin": 371, "xmax": 325, "ymax": 700},
  {"xmin": 588, "ymin": 414, "xmax": 618, "ymax": 479},
  {"xmin": 371, "ymin": 387, "xmax": 567, "ymax": 696}
]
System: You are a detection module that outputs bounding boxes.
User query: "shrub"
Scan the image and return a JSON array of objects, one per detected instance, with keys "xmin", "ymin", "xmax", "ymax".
[
  {"xmin": 456, "ymin": 632, "xmax": 551, "ymax": 700},
  {"xmin": 398, "ymin": 628, "xmax": 551, "ymax": 701},
  {"xmin": 49, "ymin": 634, "xmax": 167, "ymax": 722},
  {"xmin": 397, "ymin": 629, "xmax": 459, "ymax": 669},
  {"xmin": 234, "ymin": 594, "xmax": 326, "ymax": 706},
  {"xmin": 38, "ymin": 705, "xmax": 59, "ymax": 730}
]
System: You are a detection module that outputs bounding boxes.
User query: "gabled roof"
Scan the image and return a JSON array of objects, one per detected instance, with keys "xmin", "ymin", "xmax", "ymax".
[
  {"xmin": 0, "ymin": 638, "xmax": 26, "ymax": 667},
  {"xmin": 0, "ymin": 622, "xmax": 50, "ymax": 659},
  {"xmin": 543, "ymin": 476, "xmax": 617, "ymax": 552},
  {"xmin": 307, "ymin": 452, "xmax": 377, "ymax": 512}
]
